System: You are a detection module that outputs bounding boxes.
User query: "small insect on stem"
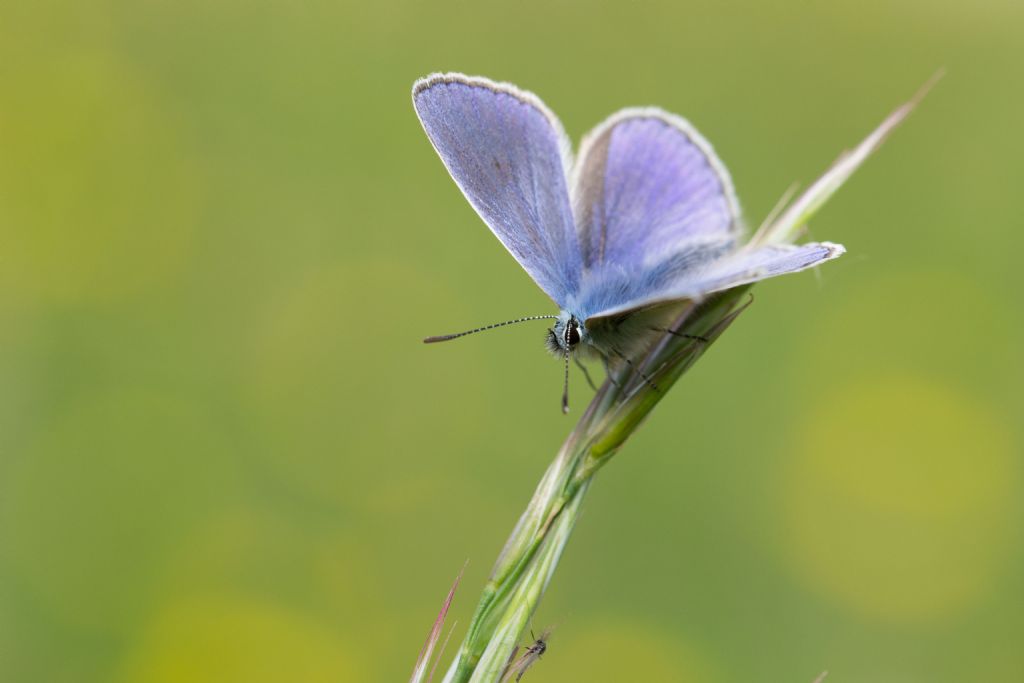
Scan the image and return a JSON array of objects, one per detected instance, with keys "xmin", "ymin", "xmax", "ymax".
[{"xmin": 501, "ymin": 628, "xmax": 553, "ymax": 683}]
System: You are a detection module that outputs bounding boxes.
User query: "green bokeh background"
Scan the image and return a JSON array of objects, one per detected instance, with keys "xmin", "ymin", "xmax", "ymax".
[{"xmin": 1, "ymin": 1, "xmax": 1021, "ymax": 681}]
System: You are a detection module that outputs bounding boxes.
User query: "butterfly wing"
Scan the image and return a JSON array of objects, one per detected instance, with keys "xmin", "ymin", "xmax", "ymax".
[
  {"xmin": 572, "ymin": 108, "xmax": 741, "ymax": 271},
  {"xmin": 413, "ymin": 73, "xmax": 582, "ymax": 306},
  {"xmin": 586, "ymin": 241, "xmax": 845, "ymax": 322},
  {"xmin": 571, "ymin": 108, "xmax": 844, "ymax": 327}
]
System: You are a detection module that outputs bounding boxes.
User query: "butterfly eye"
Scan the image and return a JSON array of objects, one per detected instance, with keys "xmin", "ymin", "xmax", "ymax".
[{"xmin": 567, "ymin": 321, "xmax": 580, "ymax": 346}]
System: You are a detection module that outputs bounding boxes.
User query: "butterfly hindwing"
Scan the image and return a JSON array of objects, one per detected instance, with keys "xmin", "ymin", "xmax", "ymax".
[
  {"xmin": 586, "ymin": 241, "xmax": 845, "ymax": 323},
  {"xmin": 572, "ymin": 108, "xmax": 741, "ymax": 271}
]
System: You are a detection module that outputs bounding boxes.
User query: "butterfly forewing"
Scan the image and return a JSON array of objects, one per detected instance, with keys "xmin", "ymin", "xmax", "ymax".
[{"xmin": 413, "ymin": 73, "xmax": 582, "ymax": 306}]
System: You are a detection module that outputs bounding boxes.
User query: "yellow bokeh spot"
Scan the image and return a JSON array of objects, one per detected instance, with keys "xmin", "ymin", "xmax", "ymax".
[
  {"xmin": 539, "ymin": 618, "xmax": 720, "ymax": 682},
  {"xmin": 117, "ymin": 597, "xmax": 363, "ymax": 683},
  {"xmin": 795, "ymin": 270, "xmax": 1016, "ymax": 403},
  {"xmin": 780, "ymin": 375, "xmax": 1017, "ymax": 622}
]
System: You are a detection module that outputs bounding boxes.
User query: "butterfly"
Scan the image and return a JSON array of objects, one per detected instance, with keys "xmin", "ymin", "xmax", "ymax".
[{"xmin": 414, "ymin": 73, "xmax": 844, "ymax": 412}]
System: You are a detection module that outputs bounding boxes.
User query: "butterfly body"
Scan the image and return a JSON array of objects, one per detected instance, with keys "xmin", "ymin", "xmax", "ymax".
[
  {"xmin": 414, "ymin": 73, "xmax": 844, "ymax": 410},
  {"xmin": 546, "ymin": 302, "xmax": 684, "ymax": 367}
]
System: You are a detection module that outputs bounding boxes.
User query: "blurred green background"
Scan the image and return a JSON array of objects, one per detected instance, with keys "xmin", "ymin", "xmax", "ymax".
[{"xmin": 1, "ymin": 0, "xmax": 1022, "ymax": 681}]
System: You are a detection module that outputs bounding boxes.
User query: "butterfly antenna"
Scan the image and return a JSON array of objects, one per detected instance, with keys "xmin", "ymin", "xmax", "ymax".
[
  {"xmin": 561, "ymin": 346, "xmax": 571, "ymax": 414},
  {"xmin": 423, "ymin": 315, "xmax": 558, "ymax": 343}
]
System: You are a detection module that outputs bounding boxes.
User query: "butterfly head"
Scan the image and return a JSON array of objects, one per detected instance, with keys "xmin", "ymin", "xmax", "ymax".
[{"xmin": 546, "ymin": 312, "xmax": 585, "ymax": 355}]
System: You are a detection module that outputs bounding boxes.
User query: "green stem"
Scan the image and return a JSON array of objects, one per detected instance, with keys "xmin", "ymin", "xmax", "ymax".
[
  {"xmin": 467, "ymin": 480, "xmax": 590, "ymax": 683},
  {"xmin": 446, "ymin": 433, "xmax": 590, "ymax": 682},
  {"xmin": 441, "ymin": 290, "xmax": 751, "ymax": 683}
]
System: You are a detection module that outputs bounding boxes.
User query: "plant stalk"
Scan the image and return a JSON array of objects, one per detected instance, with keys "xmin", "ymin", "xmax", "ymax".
[{"xmin": 442, "ymin": 289, "xmax": 751, "ymax": 683}]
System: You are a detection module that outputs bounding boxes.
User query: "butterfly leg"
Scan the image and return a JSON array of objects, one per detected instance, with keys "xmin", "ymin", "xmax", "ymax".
[
  {"xmin": 574, "ymin": 356, "xmax": 598, "ymax": 391},
  {"xmin": 650, "ymin": 327, "xmax": 709, "ymax": 344},
  {"xmin": 610, "ymin": 348, "xmax": 662, "ymax": 394},
  {"xmin": 601, "ymin": 355, "xmax": 622, "ymax": 388}
]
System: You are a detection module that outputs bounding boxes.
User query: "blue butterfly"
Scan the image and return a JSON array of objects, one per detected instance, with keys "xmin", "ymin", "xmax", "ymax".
[{"xmin": 414, "ymin": 73, "xmax": 844, "ymax": 412}]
